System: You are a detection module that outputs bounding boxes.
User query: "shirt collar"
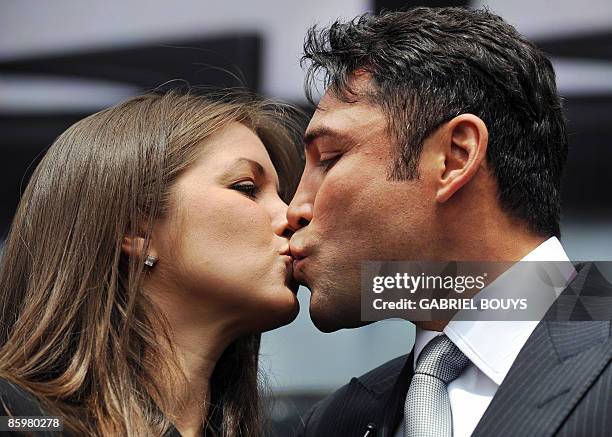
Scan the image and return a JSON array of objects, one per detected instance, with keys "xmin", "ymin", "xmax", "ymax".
[{"xmin": 414, "ymin": 236, "xmax": 575, "ymax": 386}]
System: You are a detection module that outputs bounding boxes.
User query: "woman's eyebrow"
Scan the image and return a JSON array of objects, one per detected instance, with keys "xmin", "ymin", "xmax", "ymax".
[
  {"xmin": 219, "ymin": 158, "xmax": 280, "ymax": 191},
  {"xmin": 217, "ymin": 158, "xmax": 264, "ymax": 178},
  {"xmin": 232, "ymin": 158, "xmax": 265, "ymax": 176}
]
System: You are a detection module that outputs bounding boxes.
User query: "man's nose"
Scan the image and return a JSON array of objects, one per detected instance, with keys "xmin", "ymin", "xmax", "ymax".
[{"xmin": 287, "ymin": 201, "xmax": 313, "ymax": 231}]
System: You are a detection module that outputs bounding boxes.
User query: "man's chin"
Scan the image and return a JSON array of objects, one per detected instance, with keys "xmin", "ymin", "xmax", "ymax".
[
  {"xmin": 310, "ymin": 310, "xmax": 342, "ymax": 333},
  {"xmin": 308, "ymin": 295, "xmax": 373, "ymax": 333}
]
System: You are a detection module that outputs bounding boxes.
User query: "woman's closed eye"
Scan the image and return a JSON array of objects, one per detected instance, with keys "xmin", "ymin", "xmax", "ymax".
[{"xmin": 230, "ymin": 181, "xmax": 259, "ymax": 198}]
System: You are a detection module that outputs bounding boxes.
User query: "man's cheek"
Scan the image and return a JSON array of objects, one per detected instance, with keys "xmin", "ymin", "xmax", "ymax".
[
  {"xmin": 315, "ymin": 178, "xmax": 383, "ymax": 235},
  {"xmin": 314, "ymin": 176, "xmax": 364, "ymax": 221}
]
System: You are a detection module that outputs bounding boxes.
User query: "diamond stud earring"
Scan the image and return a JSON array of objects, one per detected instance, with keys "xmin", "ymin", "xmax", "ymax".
[{"xmin": 144, "ymin": 255, "xmax": 158, "ymax": 267}]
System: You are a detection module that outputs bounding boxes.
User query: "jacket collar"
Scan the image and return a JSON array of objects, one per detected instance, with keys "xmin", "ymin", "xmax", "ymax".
[
  {"xmin": 472, "ymin": 263, "xmax": 612, "ymax": 437},
  {"xmin": 351, "ymin": 263, "xmax": 612, "ymax": 437}
]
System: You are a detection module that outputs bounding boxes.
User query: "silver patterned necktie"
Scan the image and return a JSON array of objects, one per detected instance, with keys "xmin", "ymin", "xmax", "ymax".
[{"xmin": 404, "ymin": 335, "xmax": 470, "ymax": 437}]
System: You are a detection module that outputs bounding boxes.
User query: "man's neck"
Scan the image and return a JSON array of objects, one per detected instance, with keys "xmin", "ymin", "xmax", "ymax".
[{"xmin": 417, "ymin": 232, "xmax": 549, "ymax": 331}]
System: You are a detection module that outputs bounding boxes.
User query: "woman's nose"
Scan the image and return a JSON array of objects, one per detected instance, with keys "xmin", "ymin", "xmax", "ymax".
[{"xmin": 272, "ymin": 200, "xmax": 294, "ymax": 239}]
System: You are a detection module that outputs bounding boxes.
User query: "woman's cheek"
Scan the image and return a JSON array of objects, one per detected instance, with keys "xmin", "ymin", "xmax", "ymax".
[
  {"xmin": 190, "ymin": 204, "xmax": 272, "ymax": 262},
  {"xmin": 221, "ymin": 200, "xmax": 274, "ymax": 247}
]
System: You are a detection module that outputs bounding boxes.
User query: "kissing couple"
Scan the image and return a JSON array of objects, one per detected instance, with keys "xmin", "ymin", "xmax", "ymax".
[{"xmin": 1, "ymin": 7, "xmax": 611, "ymax": 437}]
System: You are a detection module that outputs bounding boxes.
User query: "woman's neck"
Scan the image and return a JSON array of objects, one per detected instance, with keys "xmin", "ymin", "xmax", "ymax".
[
  {"xmin": 170, "ymin": 344, "xmax": 220, "ymax": 437},
  {"xmin": 147, "ymin": 286, "xmax": 240, "ymax": 437}
]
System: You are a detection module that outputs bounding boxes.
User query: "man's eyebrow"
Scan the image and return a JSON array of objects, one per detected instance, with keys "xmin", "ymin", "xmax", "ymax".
[{"xmin": 303, "ymin": 127, "xmax": 350, "ymax": 149}]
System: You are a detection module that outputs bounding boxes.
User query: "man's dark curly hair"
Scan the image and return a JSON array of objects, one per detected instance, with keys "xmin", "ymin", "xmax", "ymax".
[{"xmin": 302, "ymin": 7, "xmax": 568, "ymax": 237}]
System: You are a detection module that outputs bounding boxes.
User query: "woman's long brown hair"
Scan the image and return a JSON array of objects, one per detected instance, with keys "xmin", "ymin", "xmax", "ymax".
[{"xmin": 0, "ymin": 90, "xmax": 304, "ymax": 436}]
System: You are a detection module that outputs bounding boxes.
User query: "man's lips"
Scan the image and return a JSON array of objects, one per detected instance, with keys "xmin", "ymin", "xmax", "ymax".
[
  {"xmin": 289, "ymin": 239, "xmax": 311, "ymax": 283},
  {"xmin": 292, "ymin": 255, "xmax": 307, "ymax": 283},
  {"xmin": 278, "ymin": 251, "xmax": 300, "ymax": 293},
  {"xmin": 288, "ymin": 240, "xmax": 309, "ymax": 258}
]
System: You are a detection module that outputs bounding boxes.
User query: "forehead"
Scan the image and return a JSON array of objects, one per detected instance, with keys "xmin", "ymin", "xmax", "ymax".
[
  {"xmin": 177, "ymin": 122, "xmax": 281, "ymax": 192},
  {"xmin": 307, "ymin": 82, "xmax": 387, "ymax": 138},
  {"xmin": 202, "ymin": 122, "xmax": 273, "ymax": 165}
]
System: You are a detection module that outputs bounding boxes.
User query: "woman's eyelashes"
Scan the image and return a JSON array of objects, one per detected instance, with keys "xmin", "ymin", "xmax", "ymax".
[{"xmin": 230, "ymin": 181, "xmax": 259, "ymax": 198}]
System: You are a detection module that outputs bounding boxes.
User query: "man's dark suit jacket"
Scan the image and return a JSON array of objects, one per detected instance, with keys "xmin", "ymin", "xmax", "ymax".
[{"xmin": 296, "ymin": 263, "xmax": 612, "ymax": 437}]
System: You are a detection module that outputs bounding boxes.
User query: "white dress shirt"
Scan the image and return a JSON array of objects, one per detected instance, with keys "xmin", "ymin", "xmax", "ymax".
[{"xmin": 394, "ymin": 237, "xmax": 576, "ymax": 437}]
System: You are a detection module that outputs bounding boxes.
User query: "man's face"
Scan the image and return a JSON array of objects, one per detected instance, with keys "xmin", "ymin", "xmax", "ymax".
[{"xmin": 288, "ymin": 78, "xmax": 437, "ymax": 332}]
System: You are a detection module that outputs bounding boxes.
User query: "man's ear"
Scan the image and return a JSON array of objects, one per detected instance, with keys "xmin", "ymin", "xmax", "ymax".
[{"xmin": 435, "ymin": 114, "xmax": 488, "ymax": 203}]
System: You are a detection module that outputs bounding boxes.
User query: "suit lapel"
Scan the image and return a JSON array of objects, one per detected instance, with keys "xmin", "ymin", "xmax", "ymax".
[
  {"xmin": 473, "ymin": 263, "xmax": 612, "ymax": 437},
  {"xmin": 315, "ymin": 353, "xmax": 412, "ymax": 437},
  {"xmin": 380, "ymin": 351, "xmax": 413, "ymax": 437}
]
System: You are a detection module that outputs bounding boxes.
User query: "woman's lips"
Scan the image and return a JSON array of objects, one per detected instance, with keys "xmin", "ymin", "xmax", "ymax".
[
  {"xmin": 281, "ymin": 255, "xmax": 299, "ymax": 294},
  {"xmin": 281, "ymin": 254, "xmax": 294, "ymax": 275}
]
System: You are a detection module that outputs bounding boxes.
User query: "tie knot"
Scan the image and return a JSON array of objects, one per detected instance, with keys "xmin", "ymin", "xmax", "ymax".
[{"xmin": 414, "ymin": 335, "xmax": 470, "ymax": 383}]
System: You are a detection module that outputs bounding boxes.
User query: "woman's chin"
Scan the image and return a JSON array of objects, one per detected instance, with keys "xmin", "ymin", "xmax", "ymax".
[{"xmin": 257, "ymin": 288, "xmax": 300, "ymax": 332}]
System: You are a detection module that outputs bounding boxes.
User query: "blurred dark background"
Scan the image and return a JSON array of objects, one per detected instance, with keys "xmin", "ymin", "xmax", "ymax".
[{"xmin": 1, "ymin": 0, "xmax": 611, "ymax": 435}]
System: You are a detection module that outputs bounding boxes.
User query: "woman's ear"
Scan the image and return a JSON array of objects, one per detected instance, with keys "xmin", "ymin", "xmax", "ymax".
[
  {"xmin": 121, "ymin": 234, "xmax": 158, "ymax": 262},
  {"xmin": 435, "ymin": 114, "xmax": 488, "ymax": 203}
]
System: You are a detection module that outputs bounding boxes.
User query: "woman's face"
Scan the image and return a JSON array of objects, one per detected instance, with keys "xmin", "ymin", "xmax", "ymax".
[{"xmin": 149, "ymin": 122, "xmax": 299, "ymax": 334}]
